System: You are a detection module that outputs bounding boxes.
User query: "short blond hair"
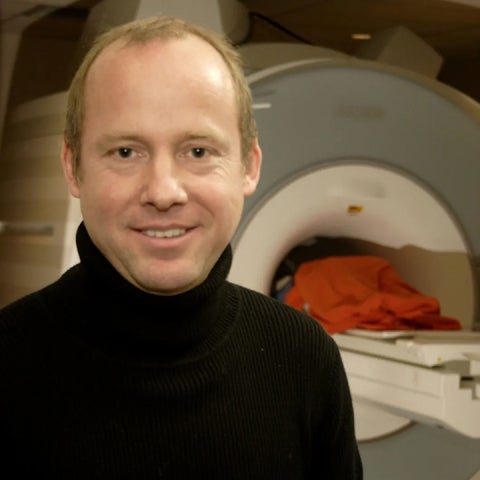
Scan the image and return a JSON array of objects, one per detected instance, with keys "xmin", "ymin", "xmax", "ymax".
[{"xmin": 64, "ymin": 15, "xmax": 257, "ymax": 176}]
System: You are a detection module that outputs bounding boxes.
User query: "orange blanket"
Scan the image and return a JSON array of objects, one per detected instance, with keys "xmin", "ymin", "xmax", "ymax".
[{"xmin": 284, "ymin": 255, "xmax": 461, "ymax": 334}]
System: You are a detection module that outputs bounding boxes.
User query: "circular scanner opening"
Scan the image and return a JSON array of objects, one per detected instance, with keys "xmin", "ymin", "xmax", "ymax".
[
  {"xmin": 230, "ymin": 161, "xmax": 477, "ymax": 441},
  {"xmin": 230, "ymin": 162, "xmax": 476, "ymax": 329}
]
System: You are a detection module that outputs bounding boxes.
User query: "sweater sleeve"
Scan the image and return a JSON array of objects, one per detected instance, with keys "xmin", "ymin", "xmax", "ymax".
[
  {"xmin": 310, "ymin": 337, "xmax": 363, "ymax": 479},
  {"xmin": 0, "ymin": 299, "xmax": 37, "ymax": 478}
]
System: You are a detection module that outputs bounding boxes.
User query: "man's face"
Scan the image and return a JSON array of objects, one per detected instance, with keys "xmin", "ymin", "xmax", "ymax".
[{"xmin": 62, "ymin": 35, "xmax": 261, "ymax": 295}]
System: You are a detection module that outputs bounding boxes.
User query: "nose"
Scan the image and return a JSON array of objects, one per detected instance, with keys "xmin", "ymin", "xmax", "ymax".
[{"xmin": 140, "ymin": 155, "xmax": 188, "ymax": 210}]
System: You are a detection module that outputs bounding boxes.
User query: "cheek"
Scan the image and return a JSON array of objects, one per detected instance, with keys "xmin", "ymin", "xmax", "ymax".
[
  {"xmin": 79, "ymin": 183, "xmax": 124, "ymax": 222},
  {"xmin": 91, "ymin": 172, "xmax": 136, "ymax": 202},
  {"xmin": 204, "ymin": 174, "xmax": 245, "ymax": 205},
  {"xmin": 214, "ymin": 184, "xmax": 246, "ymax": 226}
]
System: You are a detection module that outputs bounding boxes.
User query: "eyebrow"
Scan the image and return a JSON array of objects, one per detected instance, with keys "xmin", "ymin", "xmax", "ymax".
[
  {"xmin": 180, "ymin": 130, "xmax": 223, "ymax": 142},
  {"xmin": 94, "ymin": 132, "xmax": 145, "ymax": 147},
  {"xmin": 180, "ymin": 130, "xmax": 231, "ymax": 152}
]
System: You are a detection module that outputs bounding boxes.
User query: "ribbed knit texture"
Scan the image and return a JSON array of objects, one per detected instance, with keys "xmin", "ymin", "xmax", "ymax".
[{"xmin": 0, "ymin": 223, "xmax": 362, "ymax": 479}]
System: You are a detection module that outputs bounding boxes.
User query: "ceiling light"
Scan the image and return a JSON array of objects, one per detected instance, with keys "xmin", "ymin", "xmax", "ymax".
[{"xmin": 352, "ymin": 33, "xmax": 372, "ymax": 40}]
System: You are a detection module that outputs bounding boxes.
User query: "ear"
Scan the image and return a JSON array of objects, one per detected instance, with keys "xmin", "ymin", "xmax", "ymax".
[
  {"xmin": 242, "ymin": 137, "xmax": 262, "ymax": 197},
  {"xmin": 61, "ymin": 140, "xmax": 81, "ymax": 198}
]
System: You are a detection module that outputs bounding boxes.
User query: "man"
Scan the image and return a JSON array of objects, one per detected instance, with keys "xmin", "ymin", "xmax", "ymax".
[{"xmin": 0, "ymin": 15, "xmax": 362, "ymax": 479}]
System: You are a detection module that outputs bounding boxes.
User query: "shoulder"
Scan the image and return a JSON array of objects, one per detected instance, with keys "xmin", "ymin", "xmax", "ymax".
[
  {"xmin": 0, "ymin": 292, "xmax": 46, "ymax": 386},
  {"xmin": 0, "ymin": 266, "xmax": 74, "ymax": 354},
  {"xmin": 0, "ymin": 264, "xmax": 80, "ymax": 328},
  {"xmin": 234, "ymin": 283, "xmax": 326, "ymax": 331},
  {"xmin": 232, "ymin": 283, "xmax": 339, "ymax": 361},
  {"xmin": 0, "ymin": 289, "xmax": 50, "ymax": 354},
  {"xmin": 0, "ymin": 289, "xmax": 46, "ymax": 328},
  {"xmin": 0, "ymin": 267, "xmax": 82, "ymax": 383}
]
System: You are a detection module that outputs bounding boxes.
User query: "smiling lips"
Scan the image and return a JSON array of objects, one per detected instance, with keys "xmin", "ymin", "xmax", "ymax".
[{"xmin": 142, "ymin": 228, "xmax": 187, "ymax": 239}]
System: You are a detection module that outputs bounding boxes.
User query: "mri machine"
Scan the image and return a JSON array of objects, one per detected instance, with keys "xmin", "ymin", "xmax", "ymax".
[
  {"xmin": 228, "ymin": 47, "xmax": 480, "ymax": 478},
  {"xmin": 1, "ymin": 9, "xmax": 480, "ymax": 480}
]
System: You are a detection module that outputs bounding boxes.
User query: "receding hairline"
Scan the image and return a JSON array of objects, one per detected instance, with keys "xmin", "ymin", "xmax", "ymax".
[{"xmin": 87, "ymin": 32, "xmax": 234, "ymax": 80}]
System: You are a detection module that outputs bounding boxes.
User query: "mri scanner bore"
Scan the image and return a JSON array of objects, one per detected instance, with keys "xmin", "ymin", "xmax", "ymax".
[
  {"xmin": 230, "ymin": 60, "xmax": 480, "ymax": 332},
  {"xmin": 233, "ymin": 162, "xmax": 472, "ymax": 332}
]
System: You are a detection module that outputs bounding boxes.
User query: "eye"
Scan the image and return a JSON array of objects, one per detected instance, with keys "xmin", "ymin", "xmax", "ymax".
[
  {"xmin": 191, "ymin": 147, "xmax": 207, "ymax": 159},
  {"xmin": 117, "ymin": 147, "xmax": 134, "ymax": 158}
]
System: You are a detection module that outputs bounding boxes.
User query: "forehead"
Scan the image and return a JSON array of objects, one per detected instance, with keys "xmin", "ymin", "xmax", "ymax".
[
  {"xmin": 81, "ymin": 34, "xmax": 238, "ymax": 126},
  {"xmin": 87, "ymin": 34, "xmax": 231, "ymax": 86},
  {"xmin": 80, "ymin": 34, "xmax": 240, "ymax": 140}
]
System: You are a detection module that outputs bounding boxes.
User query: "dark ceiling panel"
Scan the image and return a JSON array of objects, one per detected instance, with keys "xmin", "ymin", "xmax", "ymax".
[{"xmin": 239, "ymin": 0, "xmax": 480, "ymax": 60}]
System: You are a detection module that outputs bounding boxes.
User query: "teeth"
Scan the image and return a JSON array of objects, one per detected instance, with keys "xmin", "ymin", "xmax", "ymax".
[{"xmin": 144, "ymin": 228, "xmax": 186, "ymax": 238}]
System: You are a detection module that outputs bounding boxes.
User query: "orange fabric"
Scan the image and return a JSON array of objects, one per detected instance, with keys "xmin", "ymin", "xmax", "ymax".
[{"xmin": 284, "ymin": 256, "xmax": 461, "ymax": 334}]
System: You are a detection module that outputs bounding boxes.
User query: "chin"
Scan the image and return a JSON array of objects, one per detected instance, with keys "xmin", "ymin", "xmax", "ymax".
[{"xmin": 135, "ymin": 275, "xmax": 200, "ymax": 296}]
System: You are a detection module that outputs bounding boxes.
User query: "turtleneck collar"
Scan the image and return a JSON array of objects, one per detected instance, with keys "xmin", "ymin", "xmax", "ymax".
[
  {"xmin": 76, "ymin": 222, "xmax": 232, "ymax": 309},
  {"xmin": 56, "ymin": 223, "xmax": 236, "ymax": 363}
]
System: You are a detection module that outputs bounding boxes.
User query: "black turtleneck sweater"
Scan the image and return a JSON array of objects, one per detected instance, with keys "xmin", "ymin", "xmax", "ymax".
[{"xmin": 0, "ymin": 223, "xmax": 362, "ymax": 479}]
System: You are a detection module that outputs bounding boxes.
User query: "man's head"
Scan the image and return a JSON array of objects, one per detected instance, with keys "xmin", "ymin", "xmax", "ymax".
[
  {"xmin": 64, "ymin": 15, "xmax": 257, "ymax": 179},
  {"xmin": 61, "ymin": 15, "xmax": 261, "ymax": 296}
]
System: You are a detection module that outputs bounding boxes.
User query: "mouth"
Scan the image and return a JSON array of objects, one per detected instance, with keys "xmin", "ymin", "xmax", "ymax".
[{"xmin": 142, "ymin": 228, "xmax": 187, "ymax": 239}]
